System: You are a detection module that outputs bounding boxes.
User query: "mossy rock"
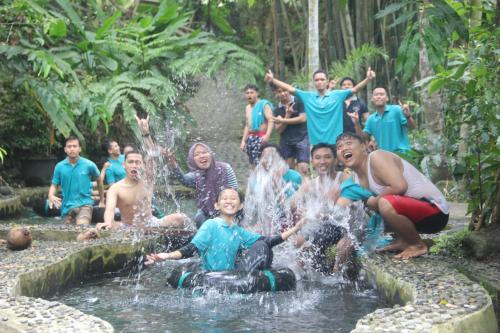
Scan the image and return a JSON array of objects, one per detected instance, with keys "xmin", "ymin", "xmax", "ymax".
[{"xmin": 0, "ymin": 195, "xmax": 22, "ymax": 218}]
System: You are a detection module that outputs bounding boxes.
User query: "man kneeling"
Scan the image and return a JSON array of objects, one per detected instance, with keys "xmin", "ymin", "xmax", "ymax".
[{"xmin": 336, "ymin": 133, "xmax": 449, "ymax": 260}]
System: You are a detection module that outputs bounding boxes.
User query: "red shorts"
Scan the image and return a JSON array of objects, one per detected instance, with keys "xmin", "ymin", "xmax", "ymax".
[{"xmin": 383, "ymin": 195, "xmax": 448, "ymax": 233}]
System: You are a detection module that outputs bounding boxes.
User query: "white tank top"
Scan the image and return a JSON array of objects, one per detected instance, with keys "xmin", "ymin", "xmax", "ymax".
[{"xmin": 367, "ymin": 153, "xmax": 449, "ymax": 214}]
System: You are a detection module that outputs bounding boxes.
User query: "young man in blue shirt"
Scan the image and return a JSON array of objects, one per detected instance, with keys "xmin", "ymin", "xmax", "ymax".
[
  {"xmin": 100, "ymin": 139, "xmax": 126, "ymax": 185},
  {"xmin": 362, "ymin": 87, "xmax": 416, "ymax": 153},
  {"xmin": 48, "ymin": 136, "xmax": 104, "ymax": 225},
  {"xmin": 264, "ymin": 68, "xmax": 375, "ymax": 145}
]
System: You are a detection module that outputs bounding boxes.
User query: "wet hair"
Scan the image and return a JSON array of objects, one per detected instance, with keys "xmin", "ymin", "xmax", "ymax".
[
  {"xmin": 311, "ymin": 143, "xmax": 337, "ymax": 158},
  {"xmin": 65, "ymin": 135, "xmax": 80, "ymax": 146},
  {"xmin": 101, "ymin": 139, "xmax": 117, "ymax": 153},
  {"xmin": 217, "ymin": 188, "xmax": 244, "ymax": 203},
  {"xmin": 335, "ymin": 132, "xmax": 365, "ymax": 145},
  {"xmin": 244, "ymin": 84, "xmax": 259, "ymax": 92},
  {"xmin": 6, "ymin": 227, "xmax": 32, "ymax": 251},
  {"xmin": 124, "ymin": 149, "xmax": 144, "ymax": 160},
  {"xmin": 339, "ymin": 77, "xmax": 357, "ymax": 86},
  {"xmin": 312, "ymin": 69, "xmax": 328, "ymax": 79},
  {"xmin": 260, "ymin": 143, "xmax": 284, "ymax": 159}
]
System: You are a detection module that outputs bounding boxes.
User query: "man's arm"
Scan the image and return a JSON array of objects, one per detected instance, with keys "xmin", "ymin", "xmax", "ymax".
[
  {"xmin": 365, "ymin": 151, "xmax": 408, "ymax": 211},
  {"xmin": 262, "ymin": 104, "xmax": 274, "ymax": 143},
  {"xmin": 47, "ymin": 184, "xmax": 61, "ymax": 209},
  {"xmin": 96, "ymin": 174, "xmax": 105, "ymax": 207},
  {"xmin": 103, "ymin": 185, "xmax": 118, "ymax": 226},
  {"xmin": 240, "ymin": 106, "xmax": 250, "ymax": 151},
  {"xmin": 347, "ymin": 112, "xmax": 363, "ymax": 134},
  {"xmin": 274, "ymin": 113, "xmax": 306, "ymax": 125},
  {"xmin": 264, "ymin": 70, "xmax": 296, "ymax": 95},
  {"xmin": 351, "ymin": 67, "xmax": 376, "ymax": 94}
]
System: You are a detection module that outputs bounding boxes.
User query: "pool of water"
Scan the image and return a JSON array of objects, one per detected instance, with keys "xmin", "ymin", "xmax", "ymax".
[{"xmin": 51, "ymin": 261, "xmax": 385, "ymax": 333}]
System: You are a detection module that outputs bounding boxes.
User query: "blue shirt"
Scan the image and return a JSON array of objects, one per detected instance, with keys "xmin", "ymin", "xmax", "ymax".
[
  {"xmin": 190, "ymin": 217, "xmax": 261, "ymax": 271},
  {"xmin": 282, "ymin": 169, "xmax": 302, "ymax": 197},
  {"xmin": 105, "ymin": 154, "xmax": 125, "ymax": 184},
  {"xmin": 363, "ymin": 105, "xmax": 411, "ymax": 152},
  {"xmin": 295, "ymin": 88, "xmax": 352, "ymax": 145},
  {"xmin": 51, "ymin": 157, "xmax": 100, "ymax": 216}
]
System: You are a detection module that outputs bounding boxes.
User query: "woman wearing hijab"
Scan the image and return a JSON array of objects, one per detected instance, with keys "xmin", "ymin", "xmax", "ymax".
[{"xmin": 167, "ymin": 143, "xmax": 238, "ymax": 228}]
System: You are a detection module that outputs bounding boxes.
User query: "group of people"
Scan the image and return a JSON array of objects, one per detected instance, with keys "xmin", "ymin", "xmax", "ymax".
[{"xmin": 43, "ymin": 67, "xmax": 449, "ymax": 277}]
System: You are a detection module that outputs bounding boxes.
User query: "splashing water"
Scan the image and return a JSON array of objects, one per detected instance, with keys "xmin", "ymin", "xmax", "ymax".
[{"xmin": 243, "ymin": 148, "xmax": 296, "ymax": 236}]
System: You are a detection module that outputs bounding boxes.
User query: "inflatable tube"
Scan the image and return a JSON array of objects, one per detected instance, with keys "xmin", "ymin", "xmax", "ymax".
[{"xmin": 167, "ymin": 262, "xmax": 296, "ymax": 294}]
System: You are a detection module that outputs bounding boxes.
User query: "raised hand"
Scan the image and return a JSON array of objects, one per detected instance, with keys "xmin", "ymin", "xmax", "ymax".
[
  {"xmin": 347, "ymin": 111, "xmax": 359, "ymax": 124},
  {"xmin": 366, "ymin": 67, "xmax": 376, "ymax": 80},
  {"xmin": 264, "ymin": 69, "xmax": 274, "ymax": 82},
  {"xmin": 400, "ymin": 102, "xmax": 411, "ymax": 117},
  {"xmin": 135, "ymin": 114, "xmax": 150, "ymax": 135}
]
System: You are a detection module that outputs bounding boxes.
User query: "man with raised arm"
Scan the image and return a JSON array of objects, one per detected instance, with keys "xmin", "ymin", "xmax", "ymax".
[
  {"xmin": 96, "ymin": 149, "xmax": 186, "ymax": 230},
  {"xmin": 48, "ymin": 136, "xmax": 104, "ymax": 225},
  {"xmin": 264, "ymin": 68, "xmax": 375, "ymax": 145}
]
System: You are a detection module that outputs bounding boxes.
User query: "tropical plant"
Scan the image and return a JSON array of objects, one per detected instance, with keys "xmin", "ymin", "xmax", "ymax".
[
  {"xmin": 417, "ymin": 4, "xmax": 499, "ymax": 229},
  {"xmin": 328, "ymin": 44, "xmax": 388, "ymax": 82},
  {"xmin": 0, "ymin": 0, "xmax": 264, "ymax": 155},
  {"xmin": 0, "ymin": 147, "xmax": 6, "ymax": 164}
]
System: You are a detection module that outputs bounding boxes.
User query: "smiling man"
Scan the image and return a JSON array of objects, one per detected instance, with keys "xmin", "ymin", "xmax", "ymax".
[
  {"xmin": 96, "ymin": 149, "xmax": 186, "ymax": 230},
  {"xmin": 335, "ymin": 132, "xmax": 449, "ymax": 260},
  {"xmin": 265, "ymin": 68, "xmax": 375, "ymax": 145}
]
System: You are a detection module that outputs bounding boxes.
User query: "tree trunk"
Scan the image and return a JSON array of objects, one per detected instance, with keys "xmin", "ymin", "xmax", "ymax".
[
  {"xmin": 458, "ymin": 0, "xmax": 482, "ymax": 163},
  {"xmin": 280, "ymin": 0, "xmax": 300, "ymax": 74},
  {"xmin": 337, "ymin": 0, "xmax": 355, "ymax": 56},
  {"xmin": 418, "ymin": 6, "xmax": 450, "ymax": 182},
  {"xmin": 332, "ymin": 0, "xmax": 345, "ymax": 60},
  {"xmin": 275, "ymin": 0, "xmax": 286, "ymax": 78},
  {"xmin": 325, "ymin": 0, "xmax": 337, "ymax": 64},
  {"xmin": 307, "ymin": 0, "xmax": 320, "ymax": 85}
]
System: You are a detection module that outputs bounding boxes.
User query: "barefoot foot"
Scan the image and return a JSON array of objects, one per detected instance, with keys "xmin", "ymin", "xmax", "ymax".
[
  {"xmin": 393, "ymin": 243, "xmax": 428, "ymax": 260},
  {"xmin": 375, "ymin": 239, "xmax": 407, "ymax": 253}
]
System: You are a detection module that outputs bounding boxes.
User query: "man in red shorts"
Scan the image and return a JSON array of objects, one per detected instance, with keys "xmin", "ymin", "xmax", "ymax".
[{"xmin": 335, "ymin": 132, "xmax": 449, "ymax": 260}]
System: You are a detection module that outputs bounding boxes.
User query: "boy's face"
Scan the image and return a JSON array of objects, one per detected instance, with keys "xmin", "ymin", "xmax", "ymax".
[
  {"xmin": 336, "ymin": 137, "xmax": 366, "ymax": 169},
  {"xmin": 312, "ymin": 147, "xmax": 336, "ymax": 175},
  {"xmin": 108, "ymin": 141, "xmax": 121, "ymax": 157},
  {"xmin": 371, "ymin": 88, "xmax": 389, "ymax": 107},
  {"xmin": 215, "ymin": 189, "xmax": 242, "ymax": 216},
  {"xmin": 341, "ymin": 80, "xmax": 354, "ymax": 90},
  {"xmin": 313, "ymin": 73, "xmax": 328, "ymax": 91},
  {"xmin": 124, "ymin": 153, "xmax": 144, "ymax": 180},
  {"xmin": 275, "ymin": 88, "xmax": 290, "ymax": 104},
  {"xmin": 245, "ymin": 88, "xmax": 259, "ymax": 104},
  {"xmin": 64, "ymin": 139, "xmax": 81, "ymax": 159}
]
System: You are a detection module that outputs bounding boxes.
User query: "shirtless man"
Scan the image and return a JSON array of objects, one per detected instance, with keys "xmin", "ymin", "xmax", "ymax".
[
  {"xmin": 240, "ymin": 84, "xmax": 274, "ymax": 166},
  {"xmin": 336, "ymin": 132, "xmax": 449, "ymax": 259},
  {"xmin": 96, "ymin": 149, "xmax": 187, "ymax": 230}
]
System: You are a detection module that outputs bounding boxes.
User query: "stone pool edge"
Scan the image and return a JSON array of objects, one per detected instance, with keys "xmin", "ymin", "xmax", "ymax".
[
  {"xmin": 0, "ymin": 223, "xmax": 498, "ymax": 333},
  {"xmin": 355, "ymin": 254, "xmax": 498, "ymax": 333}
]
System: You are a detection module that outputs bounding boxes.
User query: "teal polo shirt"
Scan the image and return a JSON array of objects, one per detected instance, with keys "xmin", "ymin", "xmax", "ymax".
[
  {"xmin": 51, "ymin": 157, "xmax": 100, "ymax": 217},
  {"xmin": 105, "ymin": 154, "xmax": 125, "ymax": 184},
  {"xmin": 282, "ymin": 169, "xmax": 302, "ymax": 197},
  {"xmin": 190, "ymin": 217, "xmax": 261, "ymax": 271},
  {"xmin": 295, "ymin": 88, "xmax": 352, "ymax": 145},
  {"xmin": 363, "ymin": 105, "xmax": 411, "ymax": 152}
]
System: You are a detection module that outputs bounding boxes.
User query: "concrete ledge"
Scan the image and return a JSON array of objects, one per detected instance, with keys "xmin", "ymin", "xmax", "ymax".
[{"xmin": 354, "ymin": 254, "xmax": 498, "ymax": 333}]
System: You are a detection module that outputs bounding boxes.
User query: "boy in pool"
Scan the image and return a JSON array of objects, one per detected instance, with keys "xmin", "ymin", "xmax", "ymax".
[{"xmin": 145, "ymin": 188, "xmax": 303, "ymax": 272}]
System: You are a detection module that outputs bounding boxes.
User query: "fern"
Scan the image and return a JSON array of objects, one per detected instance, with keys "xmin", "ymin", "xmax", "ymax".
[{"xmin": 329, "ymin": 44, "xmax": 388, "ymax": 80}]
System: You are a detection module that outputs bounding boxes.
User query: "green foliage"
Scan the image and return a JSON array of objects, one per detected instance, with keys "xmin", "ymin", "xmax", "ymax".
[
  {"xmin": 418, "ymin": 6, "xmax": 499, "ymax": 225},
  {"xmin": 429, "ymin": 229, "xmax": 471, "ymax": 258},
  {"xmin": 0, "ymin": 0, "xmax": 264, "ymax": 156},
  {"xmin": 0, "ymin": 147, "xmax": 6, "ymax": 164},
  {"xmin": 377, "ymin": 0, "xmax": 468, "ymax": 83},
  {"xmin": 328, "ymin": 44, "xmax": 388, "ymax": 80}
]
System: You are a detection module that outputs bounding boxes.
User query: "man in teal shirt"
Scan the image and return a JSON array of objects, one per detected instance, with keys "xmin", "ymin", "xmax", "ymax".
[
  {"xmin": 101, "ymin": 140, "xmax": 126, "ymax": 185},
  {"xmin": 48, "ymin": 136, "xmax": 104, "ymax": 224},
  {"xmin": 363, "ymin": 87, "xmax": 416, "ymax": 152},
  {"xmin": 264, "ymin": 68, "xmax": 375, "ymax": 145}
]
